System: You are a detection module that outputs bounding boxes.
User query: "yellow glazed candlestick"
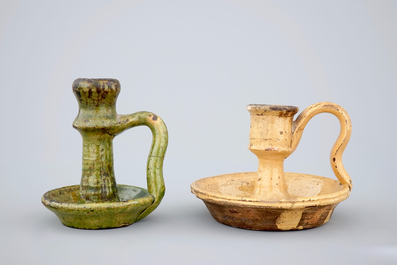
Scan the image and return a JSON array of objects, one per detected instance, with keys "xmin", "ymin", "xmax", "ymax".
[
  {"xmin": 191, "ymin": 102, "xmax": 352, "ymax": 231},
  {"xmin": 247, "ymin": 105, "xmax": 298, "ymax": 201}
]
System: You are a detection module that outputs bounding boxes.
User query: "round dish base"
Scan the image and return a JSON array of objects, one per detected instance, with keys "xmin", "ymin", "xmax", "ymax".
[
  {"xmin": 42, "ymin": 185, "xmax": 153, "ymax": 229},
  {"xmin": 191, "ymin": 172, "xmax": 350, "ymax": 231}
]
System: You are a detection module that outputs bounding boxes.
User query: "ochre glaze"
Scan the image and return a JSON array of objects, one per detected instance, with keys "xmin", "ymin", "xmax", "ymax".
[{"xmin": 191, "ymin": 102, "xmax": 352, "ymax": 231}]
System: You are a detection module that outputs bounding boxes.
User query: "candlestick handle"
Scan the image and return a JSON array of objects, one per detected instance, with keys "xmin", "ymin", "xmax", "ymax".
[{"xmin": 291, "ymin": 102, "xmax": 352, "ymax": 189}]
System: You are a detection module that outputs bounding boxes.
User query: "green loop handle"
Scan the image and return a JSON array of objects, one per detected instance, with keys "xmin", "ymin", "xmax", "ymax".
[{"xmin": 111, "ymin": 111, "xmax": 168, "ymax": 220}]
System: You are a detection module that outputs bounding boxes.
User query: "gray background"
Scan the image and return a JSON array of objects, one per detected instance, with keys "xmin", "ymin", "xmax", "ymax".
[{"xmin": 1, "ymin": 0, "xmax": 396, "ymax": 264}]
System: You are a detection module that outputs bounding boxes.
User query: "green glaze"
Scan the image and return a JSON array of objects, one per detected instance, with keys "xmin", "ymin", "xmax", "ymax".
[{"xmin": 42, "ymin": 78, "xmax": 168, "ymax": 229}]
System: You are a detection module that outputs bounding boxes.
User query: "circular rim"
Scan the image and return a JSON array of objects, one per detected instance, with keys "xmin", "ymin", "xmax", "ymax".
[
  {"xmin": 42, "ymin": 184, "xmax": 153, "ymax": 211},
  {"xmin": 247, "ymin": 104, "xmax": 299, "ymax": 116},
  {"xmin": 191, "ymin": 172, "xmax": 350, "ymax": 209},
  {"xmin": 72, "ymin": 78, "xmax": 120, "ymax": 90}
]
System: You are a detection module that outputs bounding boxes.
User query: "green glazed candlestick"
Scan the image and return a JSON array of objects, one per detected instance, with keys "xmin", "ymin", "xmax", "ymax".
[{"xmin": 42, "ymin": 78, "xmax": 168, "ymax": 229}]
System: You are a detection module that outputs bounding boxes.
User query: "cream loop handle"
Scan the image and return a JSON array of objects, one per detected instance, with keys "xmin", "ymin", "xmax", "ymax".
[{"xmin": 290, "ymin": 102, "xmax": 352, "ymax": 190}]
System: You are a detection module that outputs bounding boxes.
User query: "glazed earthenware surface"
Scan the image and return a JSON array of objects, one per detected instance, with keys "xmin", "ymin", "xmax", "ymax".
[
  {"xmin": 41, "ymin": 78, "xmax": 168, "ymax": 228},
  {"xmin": 191, "ymin": 172, "xmax": 348, "ymax": 206},
  {"xmin": 191, "ymin": 172, "xmax": 350, "ymax": 230},
  {"xmin": 2, "ymin": 1, "xmax": 396, "ymax": 264},
  {"xmin": 42, "ymin": 185, "xmax": 154, "ymax": 229},
  {"xmin": 43, "ymin": 185, "xmax": 152, "ymax": 204},
  {"xmin": 191, "ymin": 102, "xmax": 352, "ymax": 230}
]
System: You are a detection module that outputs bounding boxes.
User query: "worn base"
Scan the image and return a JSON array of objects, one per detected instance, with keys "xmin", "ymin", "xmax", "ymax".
[
  {"xmin": 204, "ymin": 201, "xmax": 338, "ymax": 230},
  {"xmin": 42, "ymin": 185, "xmax": 153, "ymax": 229},
  {"xmin": 191, "ymin": 172, "xmax": 350, "ymax": 231}
]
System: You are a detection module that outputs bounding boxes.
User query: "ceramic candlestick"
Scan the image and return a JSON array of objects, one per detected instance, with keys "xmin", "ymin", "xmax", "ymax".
[
  {"xmin": 42, "ymin": 78, "xmax": 168, "ymax": 229},
  {"xmin": 191, "ymin": 102, "xmax": 352, "ymax": 231}
]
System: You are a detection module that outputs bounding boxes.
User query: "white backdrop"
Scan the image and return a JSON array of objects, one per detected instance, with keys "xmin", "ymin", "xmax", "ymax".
[{"xmin": 1, "ymin": 0, "xmax": 396, "ymax": 264}]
